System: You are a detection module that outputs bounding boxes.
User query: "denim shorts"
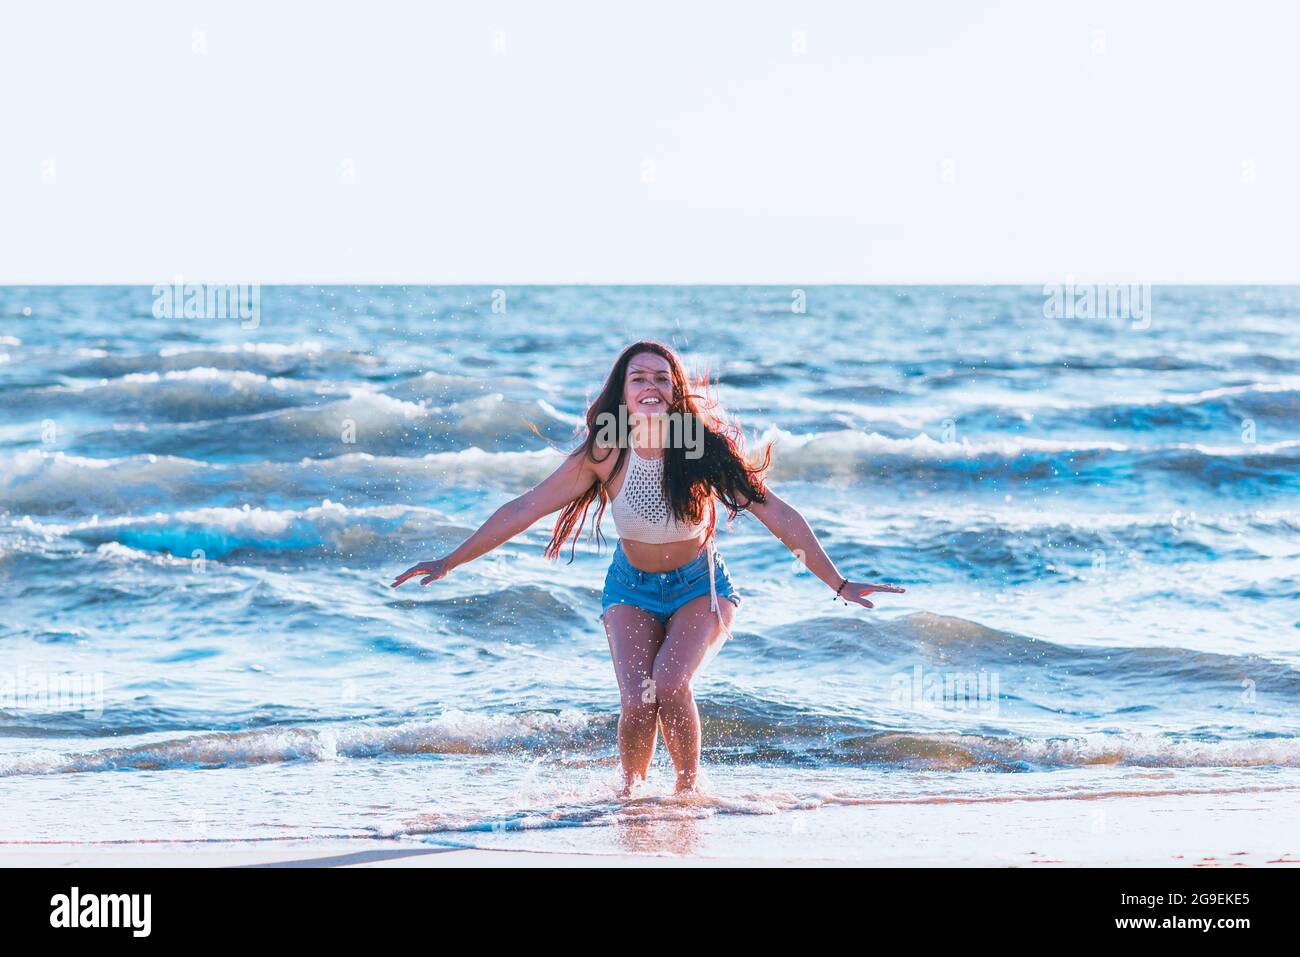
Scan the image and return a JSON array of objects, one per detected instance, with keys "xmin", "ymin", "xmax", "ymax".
[{"xmin": 597, "ymin": 540, "xmax": 741, "ymax": 626}]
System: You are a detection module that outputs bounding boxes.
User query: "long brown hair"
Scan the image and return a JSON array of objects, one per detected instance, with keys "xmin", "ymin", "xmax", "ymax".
[{"xmin": 545, "ymin": 340, "xmax": 772, "ymax": 563}]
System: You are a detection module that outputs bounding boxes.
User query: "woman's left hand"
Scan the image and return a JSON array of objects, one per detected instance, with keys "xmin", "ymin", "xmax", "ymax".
[{"xmin": 839, "ymin": 581, "xmax": 905, "ymax": 609}]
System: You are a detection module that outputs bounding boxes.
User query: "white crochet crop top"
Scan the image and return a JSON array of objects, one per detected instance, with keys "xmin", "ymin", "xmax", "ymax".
[{"xmin": 609, "ymin": 446, "xmax": 713, "ymax": 543}]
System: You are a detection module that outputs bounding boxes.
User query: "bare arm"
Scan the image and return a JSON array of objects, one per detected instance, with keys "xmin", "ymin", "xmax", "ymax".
[
  {"xmin": 391, "ymin": 446, "xmax": 602, "ymax": 588},
  {"xmin": 745, "ymin": 487, "xmax": 904, "ymax": 608}
]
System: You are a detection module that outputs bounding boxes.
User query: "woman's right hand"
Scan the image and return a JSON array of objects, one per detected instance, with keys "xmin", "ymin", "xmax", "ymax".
[{"xmin": 391, "ymin": 558, "xmax": 452, "ymax": 588}]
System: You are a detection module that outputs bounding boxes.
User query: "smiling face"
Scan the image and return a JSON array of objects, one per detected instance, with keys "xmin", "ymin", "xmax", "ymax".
[{"xmin": 624, "ymin": 351, "xmax": 673, "ymax": 416}]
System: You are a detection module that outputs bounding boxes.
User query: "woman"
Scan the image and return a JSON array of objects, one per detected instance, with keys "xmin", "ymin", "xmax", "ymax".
[{"xmin": 392, "ymin": 341, "xmax": 904, "ymax": 795}]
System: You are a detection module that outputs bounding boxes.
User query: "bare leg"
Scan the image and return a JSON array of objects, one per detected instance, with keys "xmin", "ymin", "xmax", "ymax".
[
  {"xmin": 603, "ymin": 604, "xmax": 667, "ymax": 795},
  {"xmin": 653, "ymin": 594, "xmax": 736, "ymax": 793}
]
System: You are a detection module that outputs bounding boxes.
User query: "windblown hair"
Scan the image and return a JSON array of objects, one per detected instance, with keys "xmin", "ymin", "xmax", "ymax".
[{"xmin": 545, "ymin": 340, "xmax": 772, "ymax": 563}]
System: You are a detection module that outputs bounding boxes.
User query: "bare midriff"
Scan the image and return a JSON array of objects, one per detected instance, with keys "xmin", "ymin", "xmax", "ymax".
[{"xmin": 618, "ymin": 535, "xmax": 708, "ymax": 573}]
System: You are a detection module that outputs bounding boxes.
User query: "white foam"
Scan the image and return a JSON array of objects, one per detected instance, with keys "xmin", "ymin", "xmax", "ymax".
[
  {"xmin": 157, "ymin": 341, "xmax": 328, "ymax": 358},
  {"xmin": 0, "ymin": 709, "xmax": 597, "ymax": 777},
  {"xmin": 760, "ymin": 426, "xmax": 1130, "ymax": 461}
]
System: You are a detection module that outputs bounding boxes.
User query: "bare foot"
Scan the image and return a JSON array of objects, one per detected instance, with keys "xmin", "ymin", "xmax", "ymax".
[
  {"xmin": 618, "ymin": 776, "xmax": 647, "ymax": 800},
  {"xmin": 674, "ymin": 772, "xmax": 699, "ymax": 795}
]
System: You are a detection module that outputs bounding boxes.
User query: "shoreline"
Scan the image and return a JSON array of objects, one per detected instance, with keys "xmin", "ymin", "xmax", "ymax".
[
  {"xmin": 6, "ymin": 786, "xmax": 1299, "ymax": 868},
  {"xmin": 3, "ymin": 839, "xmax": 1297, "ymax": 868}
]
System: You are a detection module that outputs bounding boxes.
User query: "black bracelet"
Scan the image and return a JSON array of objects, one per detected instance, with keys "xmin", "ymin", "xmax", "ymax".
[{"xmin": 833, "ymin": 578, "xmax": 848, "ymax": 599}]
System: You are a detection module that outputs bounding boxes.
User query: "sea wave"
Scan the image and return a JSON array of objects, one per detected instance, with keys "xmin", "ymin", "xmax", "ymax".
[
  {"xmin": 6, "ymin": 708, "xmax": 1300, "ymax": 777},
  {"xmin": 796, "ymin": 379, "xmax": 1300, "ymax": 435},
  {"xmin": 762, "ymin": 427, "xmax": 1300, "ymax": 490},
  {"xmin": 1075, "ymin": 381, "xmax": 1300, "ymax": 432},
  {"xmin": 866, "ymin": 509, "xmax": 1298, "ymax": 580},
  {"xmin": 1, "ymin": 450, "xmax": 217, "ymax": 514},
  {"xmin": 10, "ymin": 501, "xmax": 467, "ymax": 561},
  {"xmin": 66, "ymin": 391, "xmax": 579, "ymax": 461},
  {"xmin": 18, "ymin": 422, "xmax": 1298, "ymax": 502},
  {"xmin": 0, "ymin": 447, "xmax": 562, "ymax": 515},
  {"xmin": 0, "ymin": 709, "xmax": 602, "ymax": 776},
  {"xmin": 0, "ymin": 367, "xmax": 328, "ymax": 422},
  {"xmin": 61, "ymin": 341, "xmax": 380, "ymax": 379}
]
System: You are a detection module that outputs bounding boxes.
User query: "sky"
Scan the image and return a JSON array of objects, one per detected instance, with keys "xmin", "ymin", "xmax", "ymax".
[{"xmin": 2, "ymin": 0, "xmax": 1297, "ymax": 284}]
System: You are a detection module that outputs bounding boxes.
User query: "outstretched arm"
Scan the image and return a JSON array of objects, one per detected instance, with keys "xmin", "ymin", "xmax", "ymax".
[
  {"xmin": 745, "ymin": 487, "xmax": 904, "ymax": 608},
  {"xmin": 391, "ymin": 446, "xmax": 601, "ymax": 588}
]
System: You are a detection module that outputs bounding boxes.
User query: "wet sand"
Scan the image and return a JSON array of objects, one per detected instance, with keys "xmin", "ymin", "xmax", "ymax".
[{"xmin": 5, "ymin": 787, "xmax": 1298, "ymax": 867}]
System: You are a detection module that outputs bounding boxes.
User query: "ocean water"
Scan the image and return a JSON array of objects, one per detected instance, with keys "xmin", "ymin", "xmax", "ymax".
[{"xmin": 2, "ymin": 285, "xmax": 1298, "ymax": 858}]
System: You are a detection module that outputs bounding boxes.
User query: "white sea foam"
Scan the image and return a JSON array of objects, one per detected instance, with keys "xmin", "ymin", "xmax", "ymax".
[{"xmin": 5, "ymin": 717, "xmax": 1300, "ymax": 778}]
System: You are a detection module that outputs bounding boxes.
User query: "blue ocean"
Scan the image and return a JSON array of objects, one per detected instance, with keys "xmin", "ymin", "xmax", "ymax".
[{"xmin": 2, "ymin": 285, "xmax": 1298, "ymax": 860}]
